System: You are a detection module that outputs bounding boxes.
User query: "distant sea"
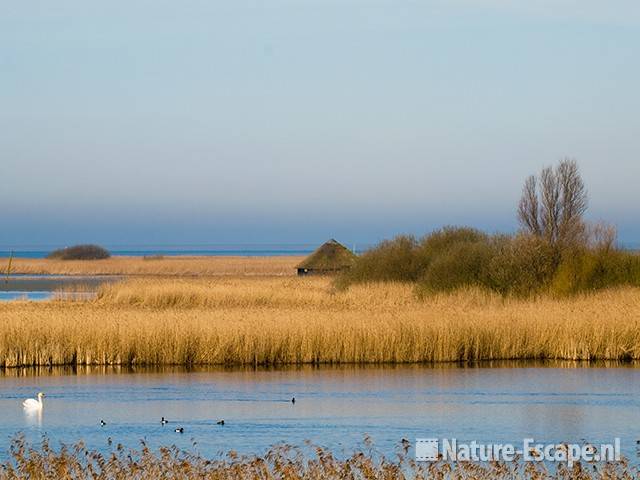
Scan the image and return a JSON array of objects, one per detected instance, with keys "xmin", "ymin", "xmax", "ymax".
[
  {"xmin": 0, "ymin": 242, "xmax": 634, "ymax": 259},
  {"xmin": 0, "ymin": 244, "xmax": 367, "ymax": 259}
]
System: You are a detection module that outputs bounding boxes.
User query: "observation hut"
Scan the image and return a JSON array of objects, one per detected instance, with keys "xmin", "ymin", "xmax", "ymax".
[{"xmin": 296, "ymin": 239, "xmax": 356, "ymax": 276}]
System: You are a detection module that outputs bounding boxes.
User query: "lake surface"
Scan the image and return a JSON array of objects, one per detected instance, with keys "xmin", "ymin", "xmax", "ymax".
[{"xmin": 0, "ymin": 364, "xmax": 639, "ymax": 461}]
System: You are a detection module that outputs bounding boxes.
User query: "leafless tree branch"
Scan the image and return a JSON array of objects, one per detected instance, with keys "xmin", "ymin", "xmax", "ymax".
[{"xmin": 518, "ymin": 158, "xmax": 588, "ymax": 248}]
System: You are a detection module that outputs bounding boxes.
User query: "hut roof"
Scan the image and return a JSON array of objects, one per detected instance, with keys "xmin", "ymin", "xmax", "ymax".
[{"xmin": 296, "ymin": 239, "xmax": 357, "ymax": 270}]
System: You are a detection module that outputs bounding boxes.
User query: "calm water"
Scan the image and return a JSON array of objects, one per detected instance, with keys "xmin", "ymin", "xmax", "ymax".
[
  {"xmin": 0, "ymin": 275, "xmax": 120, "ymax": 301},
  {"xmin": 0, "ymin": 245, "xmax": 320, "ymax": 259},
  {"xmin": 0, "ymin": 291, "xmax": 97, "ymax": 301},
  {"xmin": 0, "ymin": 365, "xmax": 639, "ymax": 460}
]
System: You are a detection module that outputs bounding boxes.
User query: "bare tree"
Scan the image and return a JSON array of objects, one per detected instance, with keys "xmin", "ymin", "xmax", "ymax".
[
  {"xmin": 517, "ymin": 175, "xmax": 540, "ymax": 236},
  {"xmin": 518, "ymin": 158, "xmax": 588, "ymax": 247},
  {"xmin": 556, "ymin": 159, "xmax": 588, "ymax": 244},
  {"xmin": 588, "ymin": 221, "xmax": 617, "ymax": 252},
  {"xmin": 540, "ymin": 165, "xmax": 561, "ymax": 243}
]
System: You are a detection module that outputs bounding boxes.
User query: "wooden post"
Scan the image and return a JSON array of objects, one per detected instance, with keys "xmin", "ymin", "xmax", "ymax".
[{"xmin": 5, "ymin": 250, "xmax": 13, "ymax": 284}]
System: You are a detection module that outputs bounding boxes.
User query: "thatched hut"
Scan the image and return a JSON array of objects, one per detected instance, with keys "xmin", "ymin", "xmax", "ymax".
[{"xmin": 296, "ymin": 239, "xmax": 356, "ymax": 276}]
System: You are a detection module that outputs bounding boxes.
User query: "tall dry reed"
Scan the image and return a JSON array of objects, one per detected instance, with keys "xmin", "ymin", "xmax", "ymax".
[
  {"xmin": 2, "ymin": 256, "xmax": 303, "ymax": 276},
  {"xmin": 1, "ymin": 436, "xmax": 635, "ymax": 480},
  {"xmin": 0, "ymin": 278, "xmax": 639, "ymax": 367}
]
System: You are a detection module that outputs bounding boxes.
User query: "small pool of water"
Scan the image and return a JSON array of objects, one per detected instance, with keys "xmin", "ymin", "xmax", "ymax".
[
  {"xmin": 0, "ymin": 291, "xmax": 97, "ymax": 301},
  {"xmin": 0, "ymin": 275, "xmax": 121, "ymax": 291},
  {"xmin": 0, "ymin": 275, "xmax": 119, "ymax": 301}
]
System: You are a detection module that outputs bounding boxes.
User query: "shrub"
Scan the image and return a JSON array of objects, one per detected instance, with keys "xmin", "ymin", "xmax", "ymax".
[
  {"xmin": 335, "ymin": 235, "xmax": 421, "ymax": 287},
  {"xmin": 47, "ymin": 244, "xmax": 111, "ymax": 260},
  {"xmin": 486, "ymin": 234, "xmax": 559, "ymax": 297},
  {"xmin": 337, "ymin": 225, "xmax": 640, "ymax": 298},
  {"xmin": 337, "ymin": 227, "xmax": 490, "ymax": 289},
  {"xmin": 550, "ymin": 248, "xmax": 640, "ymax": 295},
  {"xmin": 416, "ymin": 226, "xmax": 487, "ymax": 264},
  {"xmin": 416, "ymin": 228, "xmax": 495, "ymax": 294}
]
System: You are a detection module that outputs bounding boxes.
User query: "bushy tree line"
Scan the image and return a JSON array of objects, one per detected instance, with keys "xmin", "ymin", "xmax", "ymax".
[{"xmin": 338, "ymin": 160, "xmax": 640, "ymax": 297}]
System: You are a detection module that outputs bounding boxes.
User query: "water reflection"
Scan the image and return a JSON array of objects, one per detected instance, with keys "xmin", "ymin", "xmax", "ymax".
[
  {"xmin": 23, "ymin": 409, "xmax": 42, "ymax": 429},
  {"xmin": 0, "ymin": 275, "xmax": 121, "ymax": 292},
  {"xmin": 1, "ymin": 360, "xmax": 638, "ymax": 378}
]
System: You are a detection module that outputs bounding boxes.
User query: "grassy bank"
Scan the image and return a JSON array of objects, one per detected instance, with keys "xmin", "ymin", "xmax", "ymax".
[
  {"xmin": 2, "ymin": 256, "xmax": 303, "ymax": 276},
  {"xmin": 1, "ymin": 436, "xmax": 632, "ymax": 480},
  {"xmin": 0, "ymin": 277, "xmax": 639, "ymax": 367}
]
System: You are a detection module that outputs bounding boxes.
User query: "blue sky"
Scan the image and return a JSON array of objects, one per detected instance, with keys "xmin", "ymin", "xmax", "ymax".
[{"xmin": 1, "ymin": 1, "xmax": 639, "ymax": 247}]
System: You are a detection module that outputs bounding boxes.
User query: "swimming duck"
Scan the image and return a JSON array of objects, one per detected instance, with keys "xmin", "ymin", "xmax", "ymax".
[
  {"xmin": 161, "ymin": 417, "xmax": 169, "ymax": 425},
  {"xmin": 175, "ymin": 427, "xmax": 184, "ymax": 433},
  {"xmin": 216, "ymin": 419, "xmax": 225, "ymax": 425}
]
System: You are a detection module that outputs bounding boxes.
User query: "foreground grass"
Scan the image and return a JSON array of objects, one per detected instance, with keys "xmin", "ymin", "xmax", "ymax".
[
  {"xmin": 1, "ymin": 437, "xmax": 635, "ymax": 480},
  {"xmin": 3, "ymin": 256, "xmax": 303, "ymax": 276},
  {"xmin": 0, "ymin": 277, "xmax": 639, "ymax": 367}
]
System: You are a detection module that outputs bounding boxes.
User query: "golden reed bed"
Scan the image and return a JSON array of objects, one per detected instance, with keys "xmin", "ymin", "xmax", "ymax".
[
  {"xmin": 1, "ymin": 276, "xmax": 639, "ymax": 367},
  {"xmin": 4, "ymin": 255, "xmax": 303, "ymax": 276},
  {"xmin": 2, "ymin": 436, "xmax": 634, "ymax": 480}
]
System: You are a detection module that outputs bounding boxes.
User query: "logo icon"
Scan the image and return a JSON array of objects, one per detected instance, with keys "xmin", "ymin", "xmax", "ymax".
[{"xmin": 416, "ymin": 438, "xmax": 438, "ymax": 461}]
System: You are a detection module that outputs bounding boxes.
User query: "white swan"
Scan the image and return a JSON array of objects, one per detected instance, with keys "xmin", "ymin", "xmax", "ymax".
[{"xmin": 23, "ymin": 392, "xmax": 45, "ymax": 411}]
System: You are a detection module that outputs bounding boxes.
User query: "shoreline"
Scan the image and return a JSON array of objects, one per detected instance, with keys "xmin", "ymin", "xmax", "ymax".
[{"xmin": 2, "ymin": 358, "xmax": 640, "ymax": 374}]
